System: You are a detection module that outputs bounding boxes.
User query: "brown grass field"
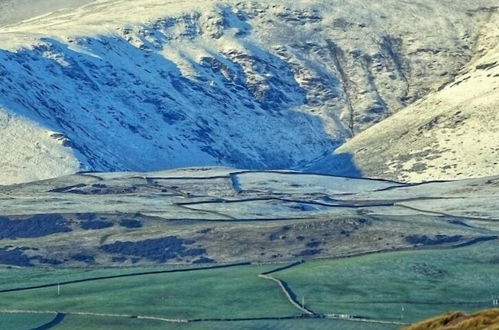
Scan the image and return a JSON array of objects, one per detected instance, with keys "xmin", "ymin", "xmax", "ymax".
[{"xmin": 403, "ymin": 308, "xmax": 499, "ymax": 330}]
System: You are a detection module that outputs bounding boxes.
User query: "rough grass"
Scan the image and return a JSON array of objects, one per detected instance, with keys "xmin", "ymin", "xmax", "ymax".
[
  {"xmin": 0, "ymin": 264, "xmax": 197, "ymax": 291},
  {"xmin": 0, "ymin": 264, "xmax": 297, "ymax": 320},
  {"xmin": 273, "ymin": 241, "xmax": 499, "ymax": 322},
  {"xmin": 0, "ymin": 312, "xmax": 56, "ymax": 330},
  {"xmin": 403, "ymin": 308, "xmax": 499, "ymax": 330}
]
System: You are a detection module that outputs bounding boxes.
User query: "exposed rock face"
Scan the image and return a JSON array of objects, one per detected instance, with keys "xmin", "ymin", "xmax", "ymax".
[{"xmin": 0, "ymin": 0, "xmax": 497, "ymax": 183}]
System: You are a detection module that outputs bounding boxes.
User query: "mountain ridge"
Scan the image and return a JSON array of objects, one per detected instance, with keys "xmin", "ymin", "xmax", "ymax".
[{"xmin": 0, "ymin": 0, "xmax": 497, "ymax": 184}]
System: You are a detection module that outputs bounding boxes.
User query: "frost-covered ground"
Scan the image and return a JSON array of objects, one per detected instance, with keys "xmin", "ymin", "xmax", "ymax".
[
  {"xmin": 0, "ymin": 0, "xmax": 497, "ymax": 184},
  {"xmin": 0, "ymin": 167, "xmax": 497, "ymax": 267},
  {"xmin": 1, "ymin": 167, "xmax": 498, "ymax": 225}
]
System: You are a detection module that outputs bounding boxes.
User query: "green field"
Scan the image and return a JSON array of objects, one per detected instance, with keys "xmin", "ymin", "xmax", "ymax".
[
  {"xmin": 0, "ymin": 312, "xmax": 56, "ymax": 330},
  {"xmin": 0, "ymin": 264, "xmax": 297, "ymax": 320},
  {"xmin": 0, "ymin": 264, "xmax": 202, "ymax": 291},
  {"xmin": 273, "ymin": 241, "xmax": 499, "ymax": 322},
  {"xmin": 0, "ymin": 242, "xmax": 497, "ymax": 328}
]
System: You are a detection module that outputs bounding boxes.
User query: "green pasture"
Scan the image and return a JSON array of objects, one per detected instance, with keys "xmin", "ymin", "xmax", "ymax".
[
  {"xmin": 0, "ymin": 312, "xmax": 55, "ymax": 330},
  {"xmin": 274, "ymin": 240, "xmax": 499, "ymax": 322},
  {"xmin": 0, "ymin": 264, "xmax": 296, "ymax": 320}
]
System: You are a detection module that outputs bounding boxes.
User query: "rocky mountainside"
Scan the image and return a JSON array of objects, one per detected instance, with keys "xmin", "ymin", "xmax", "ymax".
[{"xmin": 0, "ymin": 0, "xmax": 497, "ymax": 184}]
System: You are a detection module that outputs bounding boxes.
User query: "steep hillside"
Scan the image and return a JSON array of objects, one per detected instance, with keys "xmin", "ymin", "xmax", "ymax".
[
  {"xmin": 334, "ymin": 9, "xmax": 499, "ymax": 182},
  {"xmin": 0, "ymin": 0, "xmax": 496, "ymax": 184}
]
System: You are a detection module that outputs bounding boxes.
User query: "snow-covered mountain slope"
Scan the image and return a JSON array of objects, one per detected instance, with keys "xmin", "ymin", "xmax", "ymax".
[
  {"xmin": 0, "ymin": 111, "xmax": 80, "ymax": 183},
  {"xmin": 332, "ymin": 11, "xmax": 499, "ymax": 182},
  {"xmin": 0, "ymin": 0, "xmax": 496, "ymax": 184}
]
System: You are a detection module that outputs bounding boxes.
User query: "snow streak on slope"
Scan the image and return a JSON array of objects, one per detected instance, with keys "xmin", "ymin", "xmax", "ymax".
[
  {"xmin": 335, "ymin": 8, "xmax": 499, "ymax": 182},
  {"xmin": 0, "ymin": 0, "xmax": 496, "ymax": 184},
  {"xmin": 0, "ymin": 0, "xmax": 93, "ymax": 26}
]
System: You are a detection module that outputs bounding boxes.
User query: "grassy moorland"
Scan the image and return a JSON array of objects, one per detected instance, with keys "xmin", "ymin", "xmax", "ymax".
[
  {"xmin": 403, "ymin": 308, "xmax": 499, "ymax": 330},
  {"xmin": 273, "ymin": 241, "xmax": 499, "ymax": 322}
]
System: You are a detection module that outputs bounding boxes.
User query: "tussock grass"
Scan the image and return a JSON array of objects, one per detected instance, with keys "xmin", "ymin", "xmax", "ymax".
[{"xmin": 403, "ymin": 308, "xmax": 499, "ymax": 330}]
